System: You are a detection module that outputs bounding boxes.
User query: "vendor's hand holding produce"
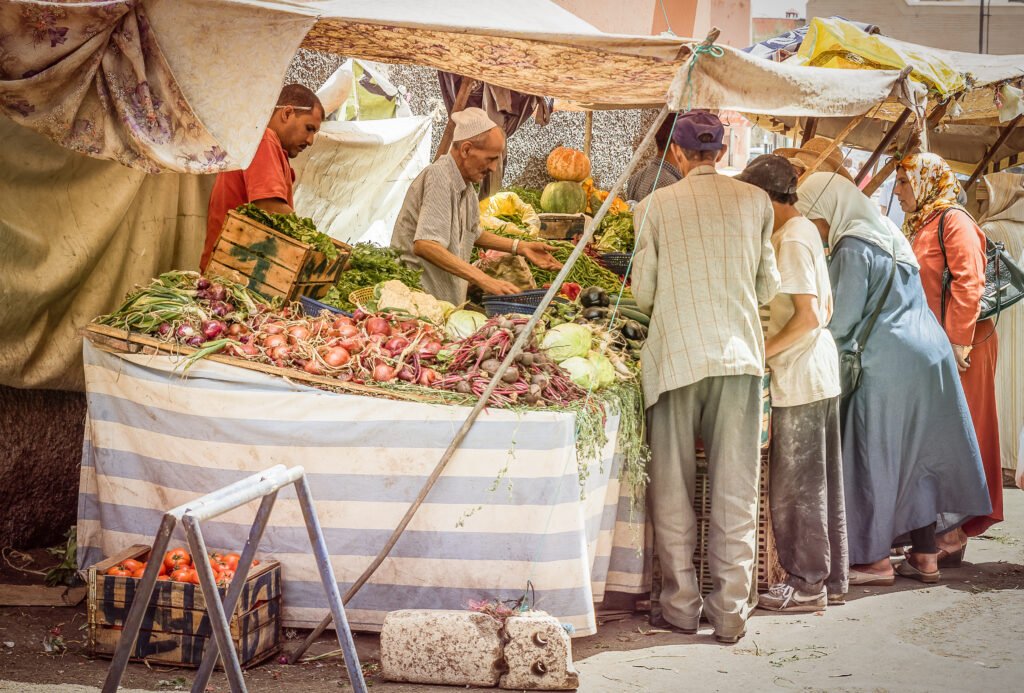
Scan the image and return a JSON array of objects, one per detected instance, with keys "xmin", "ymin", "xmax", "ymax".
[
  {"xmin": 479, "ymin": 276, "xmax": 522, "ymax": 296},
  {"xmin": 518, "ymin": 240, "xmax": 563, "ymax": 271}
]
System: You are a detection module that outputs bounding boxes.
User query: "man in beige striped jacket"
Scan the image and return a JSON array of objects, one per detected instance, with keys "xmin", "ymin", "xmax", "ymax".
[{"xmin": 632, "ymin": 111, "xmax": 780, "ymax": 644}]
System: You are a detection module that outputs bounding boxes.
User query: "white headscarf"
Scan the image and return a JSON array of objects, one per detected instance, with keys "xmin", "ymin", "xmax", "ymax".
[{"xmin": 796, "ymin": 172, "xmax": 920, "ymax": 269}]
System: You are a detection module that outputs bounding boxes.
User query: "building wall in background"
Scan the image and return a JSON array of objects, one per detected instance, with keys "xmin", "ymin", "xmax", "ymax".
[
  {"xmin": 752, "ymin": 16, "xmax": 805, "ymax": 43},
  {"xmin": 808, "ymin": 0, "xmax": 1024, "ymax": 54},
  {"xmin": 550, "ymin": 0, "xmax": 658, "ymax": 35}
]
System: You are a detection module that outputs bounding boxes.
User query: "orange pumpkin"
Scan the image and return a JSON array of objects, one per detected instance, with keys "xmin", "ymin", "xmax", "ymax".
[{"xmin": 546, "ymin": 147, "xmax": 591, "ymax": 182}]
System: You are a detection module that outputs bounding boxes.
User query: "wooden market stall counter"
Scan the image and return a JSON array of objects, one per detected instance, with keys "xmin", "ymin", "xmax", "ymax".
[{"xmin": 77, "ymin": 327, "xmax": 647, "ymax": 637}]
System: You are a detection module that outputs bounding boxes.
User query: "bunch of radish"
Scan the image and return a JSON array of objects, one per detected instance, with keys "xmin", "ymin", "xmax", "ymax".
[{"xmin": 434, "ymin": 315, "xmax": 587, "ymax": 407}]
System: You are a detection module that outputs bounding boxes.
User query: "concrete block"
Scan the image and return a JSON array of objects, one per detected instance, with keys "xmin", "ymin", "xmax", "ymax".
[
  {"xmin": 500, "ymin": 612, "xmax": 579, "ymax": 690},
  {"xmin": 380, "ymin": 609, "xmax": 504, "ymax": 687}
]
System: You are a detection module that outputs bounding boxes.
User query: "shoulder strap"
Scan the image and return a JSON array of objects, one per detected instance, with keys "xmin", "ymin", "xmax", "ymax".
[
  {"xmin": 855, "ymin": 242, "xmax": 898, "ymax": 353},
  {"xmin": 935, "ymin": 208, "xmax": 955, "ymax": 323}
]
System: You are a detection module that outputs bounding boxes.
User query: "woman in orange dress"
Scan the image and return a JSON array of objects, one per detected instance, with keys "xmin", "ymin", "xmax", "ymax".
[{"xmin": 895, "ymin": 153, "xmax": 1002, "ymax": 565}]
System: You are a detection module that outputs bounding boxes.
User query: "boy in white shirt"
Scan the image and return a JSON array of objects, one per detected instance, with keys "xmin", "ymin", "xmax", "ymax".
[{"xmin": 736, "ymin": 155, "xmax": 848, "ymax": 611}]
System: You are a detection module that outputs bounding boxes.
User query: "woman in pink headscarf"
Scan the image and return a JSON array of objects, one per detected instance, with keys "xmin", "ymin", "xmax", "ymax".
[{"xmin": 895, "ymin": 152, "xmax": 1002, "ymax": 566}]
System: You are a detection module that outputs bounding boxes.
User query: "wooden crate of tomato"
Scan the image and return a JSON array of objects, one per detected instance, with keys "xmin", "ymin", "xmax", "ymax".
[
  {"xmin": 207, "ymin": 210, "xmax": 351, "ymax": 301},
  {"xmin": 87, "ymin": 544, "xmax": 282, "ymax": 668}
]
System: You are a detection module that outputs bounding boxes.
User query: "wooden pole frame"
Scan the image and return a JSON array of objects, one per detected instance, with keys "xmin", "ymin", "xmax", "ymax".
[
  {"xmin": 854, "ymin": 107, "xmax": 912, "ymax": 185},
  {"xmin": 583, "ymin": 110, "xmax": 594, "ymax": 158},
  {"xmin": 433, "ymin": 76, "xmax": 477, "ymax": 161},
  {"xmin": 797, "ymin": 114, "xmax": 866, "ymax": 182},
  {"xmin": 862, "ymin": 101, "xmax": 949, "ymax": 198},
  {"xmin": 800, "ymin": 117, "xmax": 819, "ymax": 147},
  {"xmin": 964, "ymin": 113, "xmax": 1024, "ymax": 191}
]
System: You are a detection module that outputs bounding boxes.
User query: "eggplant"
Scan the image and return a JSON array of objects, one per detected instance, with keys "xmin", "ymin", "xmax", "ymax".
[
  {"xmin": 621, "ymin": 320, "xmax": 646, "ymax": 341},
  {"xmin": 582, "ymin": 306, "xmax": 609, "ymax": 321},
  {"xmin": 580, "ymin": 286, "xmax": 610, "ymax": 308}
]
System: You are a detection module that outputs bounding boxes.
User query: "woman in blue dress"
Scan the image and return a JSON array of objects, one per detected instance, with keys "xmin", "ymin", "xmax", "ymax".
[{"xmin": 795, "ymin": 173, "xmax": 990, "ymax": 585}]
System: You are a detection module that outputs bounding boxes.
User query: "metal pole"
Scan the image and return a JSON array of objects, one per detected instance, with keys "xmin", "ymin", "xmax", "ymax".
[
  {"xmin": 183, "ymin": 515, "xmax": 248, "ymax": 693},
  {"xmin": 979, "ymin": 0, "xmax": 986, "ymax": 54},
  {"xmin": 294, "ymin": 475, "xmax": 368, "ymax": 693},
  {"xmin": 102, "ymin": 513, "xmax": 177, "ymax": 693},
  {"xmin": 192, "ymin": 491, "xmax": 279, "ymax": 692}
]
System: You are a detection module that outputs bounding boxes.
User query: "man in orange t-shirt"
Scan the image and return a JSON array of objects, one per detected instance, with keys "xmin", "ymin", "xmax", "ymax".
[{"xmin": 202, "ymin": 84, "xmax": 325, "ymax": 270}]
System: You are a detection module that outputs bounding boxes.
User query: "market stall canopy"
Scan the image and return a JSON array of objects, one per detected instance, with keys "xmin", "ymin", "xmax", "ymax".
[
  {"xmin": 0, "ymin": 0, "xmax": 915, "ymax": 175},
  {"xmin": 747, "ymin": 17, "xmax": 1024, "ymax": 173}
]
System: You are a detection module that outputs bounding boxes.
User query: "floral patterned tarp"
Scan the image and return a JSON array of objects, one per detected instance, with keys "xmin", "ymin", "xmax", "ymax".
[{"xmin": 0, "ymin": 0, "xmax": 314, "ymax": 174}]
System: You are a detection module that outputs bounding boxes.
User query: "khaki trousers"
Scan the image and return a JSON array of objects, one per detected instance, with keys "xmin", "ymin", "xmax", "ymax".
[{"xmin": 647, "ymin": 375, "xmax": 763, "ymax": 636}]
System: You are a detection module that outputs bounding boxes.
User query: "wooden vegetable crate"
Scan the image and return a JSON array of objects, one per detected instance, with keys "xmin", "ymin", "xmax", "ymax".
[
  {"xmin": 87, "ymin": 544, "xmax": 282, "ymax": 668},
  {"xmin": 207, "ymin": 210, "xmax": 351, "ymax": 301}
]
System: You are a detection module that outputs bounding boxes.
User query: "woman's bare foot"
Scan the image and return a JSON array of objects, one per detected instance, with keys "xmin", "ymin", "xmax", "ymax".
[
  {"xmin": 906, "ymin": 552, "xmax": 939, "ymax": 574},
  {"xmin": 935, "ymin": 530, "xmax": 963, "ymax": 554},
  {"xmin": 851, "ymin": 557, "xmax": 894, "ymax": 577}
]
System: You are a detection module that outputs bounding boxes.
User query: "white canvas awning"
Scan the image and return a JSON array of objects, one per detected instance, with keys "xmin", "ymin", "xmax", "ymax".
[
  {"xmin": 747, "ymin": 17, "xmax": 1024, "ymax": 173},
  {"xmin": 0, "ymin": 0, "xmax": 915, "ymax": 174}
]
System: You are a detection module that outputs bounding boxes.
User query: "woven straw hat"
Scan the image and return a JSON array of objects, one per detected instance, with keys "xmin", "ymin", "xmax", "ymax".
[{"xmin": 774, "ymin": 136, "xmax": 855, "ymax": 181}]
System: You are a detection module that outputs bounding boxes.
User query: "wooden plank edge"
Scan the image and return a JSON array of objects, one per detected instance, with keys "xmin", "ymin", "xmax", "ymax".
[{"xmin": 81, "ymin": 325, "xmax": 440, "ymax": 404}]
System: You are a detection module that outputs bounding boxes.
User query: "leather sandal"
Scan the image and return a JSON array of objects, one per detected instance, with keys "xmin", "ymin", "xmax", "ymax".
[
  {"xmin": 937, "ymin": 545, "xmax": 965, "ymax": 568},
  {"xmin": 848, "ymin": 568, "xmax": 895, "ymax": 586},
  {"xmin": 895, "ymin": 559, "xmax": 941, "ymax": 584}
]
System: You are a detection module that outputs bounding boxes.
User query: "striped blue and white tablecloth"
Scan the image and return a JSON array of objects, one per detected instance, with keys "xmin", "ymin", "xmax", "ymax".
[{"xmin": 77, "ymin": 342, "xmax": 650, "ymax": 636}]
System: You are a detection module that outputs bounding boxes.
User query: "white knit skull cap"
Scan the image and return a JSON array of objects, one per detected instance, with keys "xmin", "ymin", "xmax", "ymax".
[{"xmin": 452, "ymin": 107, "xmax": 499, "ymax": 141}]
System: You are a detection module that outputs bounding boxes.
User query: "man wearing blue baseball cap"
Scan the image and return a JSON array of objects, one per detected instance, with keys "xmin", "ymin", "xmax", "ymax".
[{"xmin": 632, "ymin": 110, "xmax": 781, "ymax": 644}]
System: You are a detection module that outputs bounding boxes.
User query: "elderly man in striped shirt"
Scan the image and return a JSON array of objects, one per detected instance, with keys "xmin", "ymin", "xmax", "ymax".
[
  {"xmin": 632, "ymin": 111, "xmax": 780, "ymax": 644},
  {"xmin": 391, "ymin": 108, "xmax": 561, "ymax": 304}
]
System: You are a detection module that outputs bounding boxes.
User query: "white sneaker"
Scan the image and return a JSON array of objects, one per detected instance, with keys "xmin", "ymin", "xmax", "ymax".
[{"xmin": 757, "ymin": 583, "xmax": 827, "ymax": 613}]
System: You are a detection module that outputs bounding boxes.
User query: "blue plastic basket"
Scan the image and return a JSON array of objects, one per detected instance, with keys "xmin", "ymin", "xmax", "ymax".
[
  {"xmin": 600, "ymin": 252, "xmax": 633, "ymax": 277},
  {"xmin": 299, "ymin": 295, "xmax": 352, "ymax": 318},
  {"xmin": 482, "ymin": 289, "xmax": 568, "ymax": 317}
]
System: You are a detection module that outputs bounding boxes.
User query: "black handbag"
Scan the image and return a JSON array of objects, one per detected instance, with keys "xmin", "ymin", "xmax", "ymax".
[
  {"xmin": 838, "ymin": 242, "xmax": 896, "ymax": 400},
  {"xmin": 937, "ymin": 208, "xmax": 1024, "ymax": 328}
]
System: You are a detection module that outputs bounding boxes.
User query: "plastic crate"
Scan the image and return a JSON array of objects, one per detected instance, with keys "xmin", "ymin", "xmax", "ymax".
[{"xmin": 299, "ymin": 295, "xmax": 352, "ymax": 317}]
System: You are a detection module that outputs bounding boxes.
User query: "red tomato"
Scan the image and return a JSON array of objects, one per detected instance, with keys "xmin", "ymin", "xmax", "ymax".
[
  {"xmin": 216, "ymin": 570, "xmax": 235, "ymax": 587},
  {"xmin": 158, "ymin": 562, "xmax": 168, "ymax": 576},
  {"xmin": 121, "ymin": 558, "xmax": 143, "ymax": 573},
  {"xmin": 189, "ymin": 570, "xmax": 202, "ymax": 585},
  {"xmin": 164, "ymin": 548, "xmax": 191, "ymax": 570},
  {"xmin": 170, "ymin": 567, "xmax": 192, "ymax": 583},
  {"xmin": 106, "ymin": 565, "xmax": 131, "ymax": 577},
  {"xmin": 130, "ymin": 566, "xmax": 147, "ymax": 579},
  {"xmin": 222, "ymin": 553, "xmax": 241, "ymax": 571},
  {"xmin": 208, "ymin": 551, "xmax": 223, "ymax": 562},
  {"xmin": 156, "ymin": 575, "xmax": 170, "ymax": 581}
]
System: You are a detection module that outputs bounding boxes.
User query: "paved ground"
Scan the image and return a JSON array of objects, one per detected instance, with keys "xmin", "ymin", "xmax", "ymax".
[{"xmin": 1, "ymin": 489, "xmax": 1021, "ymax": 692}]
